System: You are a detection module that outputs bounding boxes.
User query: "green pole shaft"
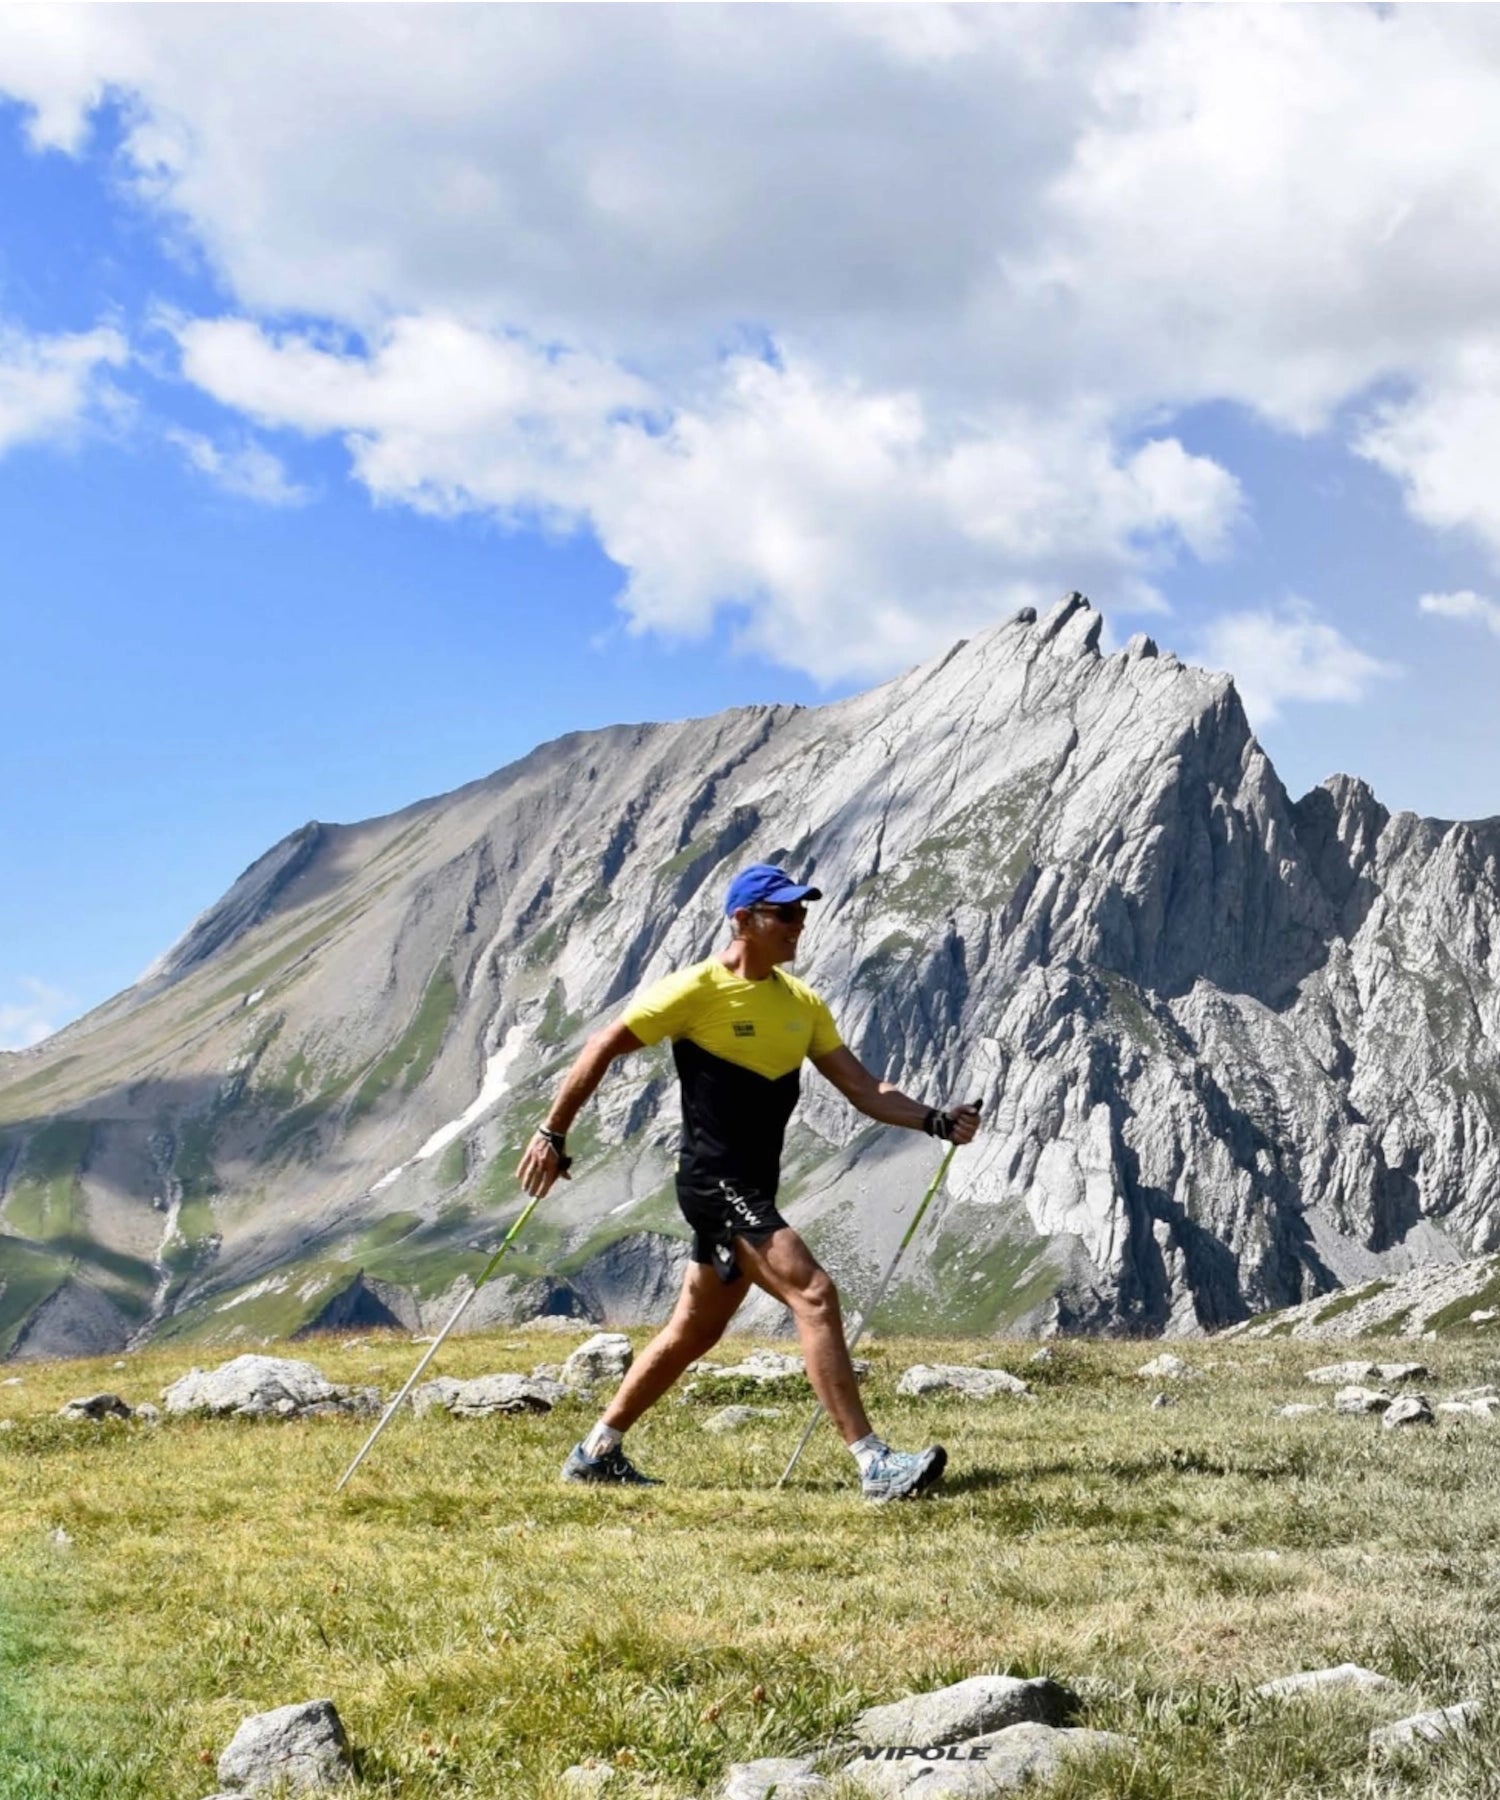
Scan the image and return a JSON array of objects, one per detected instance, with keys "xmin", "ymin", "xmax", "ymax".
[{"xmin": 333, "ymin": 1191, "xmax": 544, "ymax": 1494}]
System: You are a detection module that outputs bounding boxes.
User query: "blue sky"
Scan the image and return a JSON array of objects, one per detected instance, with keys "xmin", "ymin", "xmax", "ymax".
[{"xmin": 4, "ymin": 6, "xmax": 1500, "ymax": 1047}]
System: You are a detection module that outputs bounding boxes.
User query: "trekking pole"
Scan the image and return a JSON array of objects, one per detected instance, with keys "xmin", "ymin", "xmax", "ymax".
[
  {"xmin": 333, "ymin": 1190, "xmax": 546, "ymax": 1493},
  {"xmin": 777, "ymin": 1105, "xmax": 977, "ymax": 1489}
]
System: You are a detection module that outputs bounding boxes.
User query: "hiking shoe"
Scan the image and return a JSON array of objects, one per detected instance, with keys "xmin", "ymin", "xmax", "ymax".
[
  {"xmin": 561, "ymin": 1442, "xmax": 661, "ymax": 1486},
  {"xmin": 861, "ymin": 1444, "xmax": 947, "ymax": 1503}
]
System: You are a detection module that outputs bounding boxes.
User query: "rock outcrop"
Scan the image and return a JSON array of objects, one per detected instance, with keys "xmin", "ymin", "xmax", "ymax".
[{"xmin": 6, "ymin": 592, "xmax": 1500, "ymax": 1353}]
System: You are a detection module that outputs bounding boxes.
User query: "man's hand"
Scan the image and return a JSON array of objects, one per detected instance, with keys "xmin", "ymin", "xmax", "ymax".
[
  {"xmin": 925, "ymin": 1100, "xmax": 982, "ymax": 1145},
  {"xmin": 516, "ymin": 1130, "xmax": 572, "ymax": 1198}
]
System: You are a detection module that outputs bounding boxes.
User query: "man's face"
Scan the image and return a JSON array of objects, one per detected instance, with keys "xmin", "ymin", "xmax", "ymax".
[{"xmin": 737, "ymin": 900, "xmax": 809, "ymax": 964}]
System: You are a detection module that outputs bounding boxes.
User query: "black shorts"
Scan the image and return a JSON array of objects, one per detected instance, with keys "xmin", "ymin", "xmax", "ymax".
[{"xmin": 678, "ymin": 1178, "xmax": 789, "ymax": 1283}]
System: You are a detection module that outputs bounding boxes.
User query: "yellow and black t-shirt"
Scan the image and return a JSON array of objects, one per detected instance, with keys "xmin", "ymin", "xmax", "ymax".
[{"xmin": 623, "ymin": 959, "xmax": 843, "ymax": 1199}]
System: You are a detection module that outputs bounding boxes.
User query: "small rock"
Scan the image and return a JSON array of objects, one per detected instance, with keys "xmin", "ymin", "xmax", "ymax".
[
  {"xmin": 1375, "ymin": 1362, "xmax": 1427, "ymax": 1384},
  {"xmin": 1370, "ymin": 1700, "xmax": 1484, "ymax": 1758},
  {"xmin": 703, "ymin": 1406, "xmax": 784, "ymax": 1434},
  {"xmin": 1275, "ymin": 1403, "xmax": 1322, "ymax": 1417},
  {"xmin": 411, "ymin": 1374, "xmax": 567, "ymax": 1418},
  {"xmin": 1437, "ymin": 1402, "xmax": 1475, "ymax": 1416},
  {"xmin": 1150, "ymin": 1392, "xmax": 1176, "ymax": 1410},
  {"xmin": 1307, "ymin": 1361, "xmax": 1380, "ymax": 1386},
  {"xmin": 1334, "ymin": 1386, "xmax": 1392, "ymax": 1415},
  {"xmin": 851, "ymin": 1675, "xmax": 1074, "ymax": 1746},
  {"xmin": 135, "ymin": 1402, "xmax": 162, "ymax": 1425},
  {"xmin": 561, "ymin": 1333, "xmax": 634, "ymax": 1388},
  {"xmin": 896, "ymin": 1365, "xmax": 1031, "ymax": 1401},
  {"xmin": 721, "ymin": 1755, "xmax": 828, "ymax": 1798},
  {"xmin": 161, "ymin": 1357, "xmax": 377, "ymax": 1420},
  {"xmin": 1471, "ymin": 1397, "xmax": 1500, "ymax": 1421},
  {"xmin": 1137, "ymin": 1353, "xmax": 1195, "ymax": 1381},
  {"xmin": 1029, "ymin": 1347, "xmax": 1055, "ymax": 1365},
  {"xmin": 1255, "ymin": 1664, "xmax": 1395, "ymax": 1699},
  {"xmin": 1471, "ymin": 1309, "xmax": 1499, "ymax": 1324},
  {"xmin": 0, "ymin": 1419, "xmax": 13, "ymax": 1431},
  {"xmin": 559, "ymin": 1763, "xmax": 616, "ymax": 1793},
  {"xmin": 1382, "ymin": 1394, "xmax": 1435, "ymax": 1430},
  {"xmin": 1451, "ymin": 1386, "xmax": 1499, "ymax": 1404},
  {"xmin": 1, "ymin": 1377, "xmax": 23, "ymax": 1386},
  {"xmin": 59, "ymin": 1393, "xmax": 133, "ymax": 1422},
  {"xmin": 50, "ymin": 1527, "xmax": 73, "ymax": 1548},
  {"xmin": 217, "ymin": 1698, "xmax": 351, "ymax": 1794},
  {"xmin": 338, "ymin": 1339, "xmax": 368, "ymax": 1352},
  {"xmin": 844, "ymin": 1723, "xmax": 1129, "ymax": 1797},
  {"xmin": 112, "ymin": 1359, "xmax": 127, "ymax": 1369}
]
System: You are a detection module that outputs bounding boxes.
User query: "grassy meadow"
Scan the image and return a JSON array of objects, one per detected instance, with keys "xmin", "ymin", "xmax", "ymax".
[{"xmin": 4, "ymin": 1328, "xmax": 1500, "ymax": 1798}]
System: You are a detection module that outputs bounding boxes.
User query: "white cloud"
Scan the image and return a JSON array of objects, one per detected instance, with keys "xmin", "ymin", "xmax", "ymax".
[
  {"xmin": 165, "ymin": 427, "xmax": 310, "ymax": 507},
  {"xmin": 1418, "ymin": 589, "xmax": 1500, "ymax": 637},
  {"xmin": 0, "ymin": 977, "xmax": 75, "ymax": 1051},
  {"xmin": 0, "ymin": 322, "xmax": 127, "ymax": 456},
  {"xmin": 1357, "ymin": 348, "xmax": 1500, "ymax": 564},
  {"xmin": 1196, "ymin": 601, "xmax": 1399, "ymax": 727},
  {"xmin": 7, "ymin": 9, "xmax": 1500, "ymax": 659},
  {"xmin": 176, "ymin": 314, "xmax": 1242, "ymax": 681}
]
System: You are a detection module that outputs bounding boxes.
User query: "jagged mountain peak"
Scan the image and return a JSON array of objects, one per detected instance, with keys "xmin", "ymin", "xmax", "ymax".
[{"xmin": 5, "ymin": 592, "xmax": 1499, "ymax": 1357}]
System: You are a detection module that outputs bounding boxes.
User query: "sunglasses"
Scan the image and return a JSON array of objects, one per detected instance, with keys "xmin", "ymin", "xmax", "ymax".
[{"xmin": 752, "ymin": 902, "xmax": 809, "ymax": 925}]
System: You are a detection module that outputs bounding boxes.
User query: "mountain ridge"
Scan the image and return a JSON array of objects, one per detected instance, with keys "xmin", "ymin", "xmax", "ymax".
[{"xmin": 4, "ymin": 591, "xmax": 1498, "ymax": 1358}]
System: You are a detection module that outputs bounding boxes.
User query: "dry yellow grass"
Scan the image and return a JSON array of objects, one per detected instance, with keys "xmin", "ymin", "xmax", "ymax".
[{"xmin": 3, "ymin": 1328, "xmax": 1500, "ymax": 1797}]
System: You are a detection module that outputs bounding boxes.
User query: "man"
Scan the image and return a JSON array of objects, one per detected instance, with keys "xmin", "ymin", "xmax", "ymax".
[{"xmin": 515, "ymin": 863, "xmax": 981, "ymax": 1501}]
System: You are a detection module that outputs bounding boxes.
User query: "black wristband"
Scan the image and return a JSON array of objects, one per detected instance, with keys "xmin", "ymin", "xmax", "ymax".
[{"xmin": 537, "ymin": 1125, "xmax": 568, "ymax": 1155}]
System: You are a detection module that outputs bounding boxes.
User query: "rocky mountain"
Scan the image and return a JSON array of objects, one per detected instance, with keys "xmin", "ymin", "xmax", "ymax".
[{"xmin": 4, "ymin": 591, "xmax": 1499, "ymax": 1359}]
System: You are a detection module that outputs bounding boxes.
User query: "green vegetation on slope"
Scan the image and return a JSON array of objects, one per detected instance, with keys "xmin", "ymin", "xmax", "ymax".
[
  {"xmin": 350, "ymin": 966, "xmax": 460, "ymax": 1120},
  {"xmin": 2, "ymin": 1122, "xmax": 92, "ymax": 1243},
  {"xmin": 5, "ymin": 1332, "xmax": 1500, "ymax": 1797}
]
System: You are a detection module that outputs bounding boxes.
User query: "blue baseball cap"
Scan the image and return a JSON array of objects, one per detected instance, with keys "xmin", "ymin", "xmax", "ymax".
[{"xmin": 723, "ymin": 863, "xmax": 823, "ymax": 917}]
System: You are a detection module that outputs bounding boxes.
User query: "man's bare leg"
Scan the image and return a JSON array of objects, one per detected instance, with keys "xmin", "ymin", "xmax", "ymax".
[
  {"xmin": 597, "ymin": 1261, "xmax": 750, "ymax": 1434},
  {"xmin": 730, "ymin": 1227, "xmax": 872, "ymax": 1444}
]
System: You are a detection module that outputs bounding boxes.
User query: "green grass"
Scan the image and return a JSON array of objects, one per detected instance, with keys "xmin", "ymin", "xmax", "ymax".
[
  {"xmin": 349, "ymin": 967, "xmax": 461, "ymax": 1121},
  {"xmin": 2, "ymin": 1121, "xmax": 93, "ymax": 1243},
  {"xmin": 1426, "ymin": 1272, "xmax": 1500, "ymax": 1335},
  {"xmin": 1313, "ymin": 1279, "xmax": 1394, "ymax": 1326},
  {"xmin": 6, "ymin": 1332, "xmax": 1500, "ymax": 1796}
]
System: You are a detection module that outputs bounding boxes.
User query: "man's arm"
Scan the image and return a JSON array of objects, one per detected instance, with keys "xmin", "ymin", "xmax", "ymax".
[
  {"xmin": 515, "ymin": 1020, "xmax": 645, "ymax": 1197},
  {"xmin": 812, "ymin": 1046, "xmax": 980, "ymax": 1143}
]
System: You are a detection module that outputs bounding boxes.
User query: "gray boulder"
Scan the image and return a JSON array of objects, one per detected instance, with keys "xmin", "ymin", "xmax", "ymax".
[
  {"xmin": 162, "ymin": 1357, "xmax": 377, "ymax": 1420},
  {"xmin": 1334, "ymin": 1386, "xmax": 1392, "ymax": 1415},
  {"xmin": 1255, "ymin": 1664, "xmax": 1395, "ymax": 1699},
  {"xmin": 1369, "ymin": 1700, "xmax": 1484, "ymax": 1758},
  {"xmin": 559, "ymin": 1764, "xmax": 616, "ymax": 1793},
  {"xmin": 216, "ymin": 1698, "xmax": 351, "ymax": 1794},
  {"xmin": 561, "ymin": 1333, "xmax": 634, "ymax": 1388},
  {"xmin": 844, "ymin": 1723, "xmax": 1130, "ymax": 1797},
  {"xmin": 896, "ymin": 1366, "xmax": 1031, "ymax": 1401},
  {"xmin": 1137, "ymin": 1353, "xmax": 1195, "ymax": 1381},
  {"xmin": 58, "ymin": 1393, "xmax": 132, "ymax": 1422},
  {"xmin": 721, "ymin": 1755, "xmax": 829, "ymax": 1798},
  {"xmin": 1307, "ymin": 1362, "xmax": 1381, "ymax": 1386},
  {"xmin": 410, "ymin": 1374, "xmax": 567, "ymax": 1418},
  {"xmin": 1382, "ymin": 1393, "xmax": 1436, "ymax": 1429},
  {"xmin": 703, "ymin": 1406, "xmax": 784, "ymax": 1434},
  {"xmin": 851, "ymin": 1676, "xmax": 1073, "ymax": 1747}
]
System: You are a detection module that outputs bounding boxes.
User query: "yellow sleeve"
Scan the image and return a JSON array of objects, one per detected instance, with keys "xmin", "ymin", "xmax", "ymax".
[
  {"xmin": 808, "ymin": 991, "xmax": 843, "ymax": 1060},
  {"xmin": 621, "ymin": 965, "xmax": 710, "ymax": 1047}
]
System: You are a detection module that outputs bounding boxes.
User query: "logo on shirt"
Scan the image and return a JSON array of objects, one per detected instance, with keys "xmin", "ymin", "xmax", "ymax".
[{"xmin": 732, "ymin": 1021, "xmax": 756, "ymax": 1037}]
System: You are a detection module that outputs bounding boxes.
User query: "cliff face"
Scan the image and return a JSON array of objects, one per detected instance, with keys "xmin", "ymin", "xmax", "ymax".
[{"xmin": 4, "ymin": 593, "xmax": 1498, "ymax": 1355}]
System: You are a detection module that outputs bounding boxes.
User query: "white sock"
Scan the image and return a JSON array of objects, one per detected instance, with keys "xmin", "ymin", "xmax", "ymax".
[
  {"xmin": 583, "ymin": 1421, "xmax": 623, "ymax": 1459},
  {"xmin": 849, "ymin": 1432, "xmax": 888, "ymax": 1474}
]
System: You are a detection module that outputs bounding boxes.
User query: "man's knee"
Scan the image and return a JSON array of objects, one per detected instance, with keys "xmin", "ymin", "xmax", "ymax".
[{"xmin": 790, "ymin": 1266, "xmax": 840, "ymax": 1321}]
